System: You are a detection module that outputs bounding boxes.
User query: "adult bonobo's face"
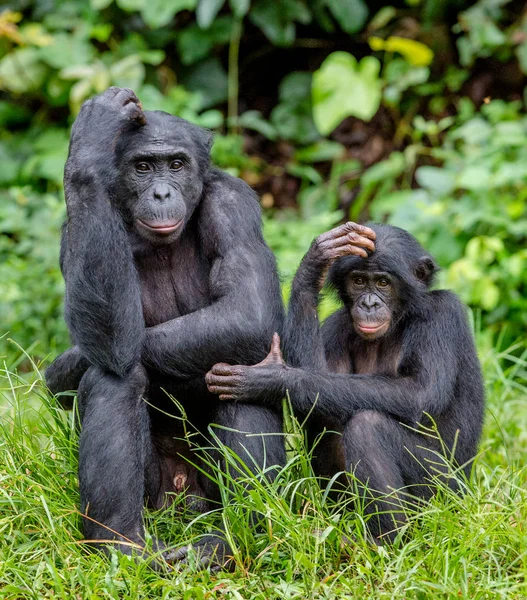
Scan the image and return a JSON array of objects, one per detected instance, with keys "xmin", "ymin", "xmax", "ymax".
[
  {"xmin": 347, "ymin": 270, "xmax": 395, "ymax": 340},
  {"xmin": 115, "ymin": 111, "xmax": 210, "ymax": 244}
]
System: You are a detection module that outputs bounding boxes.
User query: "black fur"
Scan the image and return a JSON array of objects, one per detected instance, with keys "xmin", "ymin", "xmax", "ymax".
[
  {"xmin": 206, "ymin": 223, "xmax": 484, "ymax": 543},
  {"xmin": 45, "ymin": 88, "xmax": 285, "ymax": 567}
]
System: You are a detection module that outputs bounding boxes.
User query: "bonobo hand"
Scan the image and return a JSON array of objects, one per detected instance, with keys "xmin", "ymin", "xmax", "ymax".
[
  {"xmin": 302, "ymin": 222, "xmax": 376, "ymax": 292},
  {"xmin": 206, "ymin": 333, "xmax": 286, "ymax": 403},
  {"xmin": 68, "ymin": 87, "xmax": 146, "ymax": 161}
]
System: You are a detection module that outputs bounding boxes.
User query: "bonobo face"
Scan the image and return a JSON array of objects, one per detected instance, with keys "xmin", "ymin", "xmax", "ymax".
[
  {"xmin": 348, "ymin": 271, "xmax": 395, "ymax": 340},
  {"xmin": 115, "ymin": 112, "xmax": 210, "ymax": 244}
]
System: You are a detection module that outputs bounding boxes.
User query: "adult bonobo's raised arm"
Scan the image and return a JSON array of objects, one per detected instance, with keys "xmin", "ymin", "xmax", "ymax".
[
  {"xmin": 46, "ymin": 87, "xmax": 285, "ymax": 570},
  {"xmin": 206, "ymin": 223, "xmax": 484, "ymax": 543}
]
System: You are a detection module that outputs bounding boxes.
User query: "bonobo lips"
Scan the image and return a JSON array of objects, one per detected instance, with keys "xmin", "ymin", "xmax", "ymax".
[
  {"xmin": 357, "ymin": 322, "xmax": 388, "ymax": 334},
  {"xmin": 137, "ymin": 219, "xmax": 182, "ymax": 235}
]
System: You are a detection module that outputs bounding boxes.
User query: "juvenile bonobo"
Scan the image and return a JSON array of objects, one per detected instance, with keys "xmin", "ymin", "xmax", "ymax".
[
  {"xmin": 45, "ymin": 87, "xmax": 285, "ymax": 569},
  {"xmin": 206, "ymin": 222, "xmax": 484, "ymax": 543}
]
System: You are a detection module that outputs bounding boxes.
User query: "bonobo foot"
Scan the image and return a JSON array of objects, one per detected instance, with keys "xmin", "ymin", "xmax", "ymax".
[{"xmin": 165, "ymin": 532, "xmax": 235, "ymax": 572}]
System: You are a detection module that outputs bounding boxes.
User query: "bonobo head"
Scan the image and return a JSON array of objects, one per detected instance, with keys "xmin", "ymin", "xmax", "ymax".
[
  {"xmin": 329, "ymin": 224, "xmax": 438, "ymax": 341},
  {"xmin": 113, "ymin": 111, "xmax": 212, "ymax": 244}
]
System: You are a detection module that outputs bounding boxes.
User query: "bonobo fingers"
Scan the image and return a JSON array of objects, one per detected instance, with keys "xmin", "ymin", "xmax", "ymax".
[
  {"xmin": 77, "ymin": 87, "xmax": 147, "ymax": 131},
  {"xmin": 313, "ymin": 222, "xmax": 376, "ymax": 261},
  {"xmin": 96, "ymin": 87, "xmax": 147, "ymax": 125}
]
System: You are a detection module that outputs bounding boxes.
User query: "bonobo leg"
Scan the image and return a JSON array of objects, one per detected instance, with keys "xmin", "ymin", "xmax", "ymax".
[
  {"xmin": 77, "ymin": 365, "xmax": 162, "ymax": 557},
  {"xmin": 342, "ymin": 410, "xmax": 442, "ymax": 543},
  {"xmin": 169, "ymin": 403, "xmax": 286, "ymax": 570}
]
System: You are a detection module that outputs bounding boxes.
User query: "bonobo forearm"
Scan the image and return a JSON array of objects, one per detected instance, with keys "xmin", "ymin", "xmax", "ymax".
[
  {"xmin": 272, "ymin": 368, "xmax": 426, "ymax": 424},
  {"xmin": 143, "ymin": 298, "xmax": 275, "ymax": 378},
  {"xmin": 45, "ymin": 346, "xmax": 91, "ymax": 398}
]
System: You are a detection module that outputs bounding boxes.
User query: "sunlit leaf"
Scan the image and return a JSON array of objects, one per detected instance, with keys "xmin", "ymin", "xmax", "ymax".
[
  {"xmin": 312, "ymin": 51, "xmax": 382, "ymax": 134},
  {"xmin": 369, "ymin": 35, "xmax": 434, "ymax": 67}
]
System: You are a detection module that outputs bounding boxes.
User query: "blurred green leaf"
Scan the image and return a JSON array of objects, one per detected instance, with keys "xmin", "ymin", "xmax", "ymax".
[
  {"xmin": 197, "ymin": 0, "xmax": 225, "ymax": 28},
  {"xmin": 0, "ymin": 48, "xmax": 48, "ymax": 93},
  {"xmin": 229, "ymin": 0, "xmax": 250, "ymax": 17},
  {"xmin": 294, "ymin": 140, "xmax": 345, "ymax": 163},
  {"xmin": 142, "ymin": 0, "xmax": 196, "ymax": 28},
  {"xmin": 312, "ymin": 52, "xmax": 382, "ymax": 135},
  {"xmin": 250, "ymin": 0, "xmax": 311, "ymax": 46},
  {"xmin": 325, "ymin": 0, "xmax": 368, "ymax": 34}
]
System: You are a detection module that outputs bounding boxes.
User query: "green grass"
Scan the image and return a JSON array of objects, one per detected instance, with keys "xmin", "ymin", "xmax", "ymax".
[{"xmin": 0, "ymin": 340, "xmax": 526, "ymax": 599}]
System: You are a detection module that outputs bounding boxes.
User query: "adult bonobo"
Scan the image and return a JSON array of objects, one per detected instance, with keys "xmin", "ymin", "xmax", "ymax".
[
  {"xmin": 206, "ymin": 222, "xmax": 484, "ymax": 543},
  {"xmin": 45, "ymin": 87, "xmax": 285, "ymax": 568}
]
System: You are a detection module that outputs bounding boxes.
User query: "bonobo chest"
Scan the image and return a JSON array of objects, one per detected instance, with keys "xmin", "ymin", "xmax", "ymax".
[
  {"xmin": 352, "ymin": 339, "xmax": 402, "ymax": 376},
  {"xmin": 133, "ymin": 233, "xmax": 212, "ymax": 326}
]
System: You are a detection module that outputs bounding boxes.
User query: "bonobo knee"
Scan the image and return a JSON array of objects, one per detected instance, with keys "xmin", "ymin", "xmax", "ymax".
[
  {"xmin": 78, "ymin": 364, "xmax": 147, "ymax": 421},
  {"xmin": 344, "ymin": 410, "xmax": 391, "ymax": 443}
]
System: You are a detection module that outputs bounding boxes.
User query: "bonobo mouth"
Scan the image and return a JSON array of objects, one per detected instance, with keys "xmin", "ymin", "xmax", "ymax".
[
  {"xmin": 137, "ymin": 219, "xmax": 183, "ymax": 235},
  {"xmin": 356, "ymin": 321, "xmax": 390, "ymax": 337}
]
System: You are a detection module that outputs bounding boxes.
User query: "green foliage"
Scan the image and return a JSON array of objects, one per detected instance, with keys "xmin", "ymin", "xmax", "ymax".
[
  {"xmin": 2, "ymin": 0, "xmax": 527, "ymax": 355},
  {"xmin": 369, "ymin": 99, "xmax": 527, "ymax": 333}
]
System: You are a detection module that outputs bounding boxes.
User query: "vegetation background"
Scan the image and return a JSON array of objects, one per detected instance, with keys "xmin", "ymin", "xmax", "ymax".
[{"xmin": 0, "ymin": 0, "xmax": 526, "ymax": 598}]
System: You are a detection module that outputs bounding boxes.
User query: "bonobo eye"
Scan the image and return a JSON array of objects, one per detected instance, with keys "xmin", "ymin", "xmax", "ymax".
[
  {"xmin": 353, "ymin": 277, "xmax": 366, "ymax": 287},
  {"xmin": 135, "ymin": 162, "xmax": 151, "ymax": 173},
  {"xmin": 169, "ymin": 159, "xmax": 184, "ymax": 171},
  {"xmin": 377, "ymin": 278, "xmax": 390, "ymax": 289}
]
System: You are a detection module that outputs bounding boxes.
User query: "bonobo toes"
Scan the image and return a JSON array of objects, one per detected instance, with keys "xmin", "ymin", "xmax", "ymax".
[{"xmin": 165, "ymin": 532, "xmax": 235, "ymax": 572}]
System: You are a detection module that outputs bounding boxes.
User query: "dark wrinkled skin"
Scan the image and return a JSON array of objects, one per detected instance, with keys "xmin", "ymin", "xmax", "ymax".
[
  {"xmin": 207, "ymin": 223, "xmax": 484, "ymax": 543},
  {"xmin": 45, "ymin": 87, "xmax": 286, "ymax": 570}
]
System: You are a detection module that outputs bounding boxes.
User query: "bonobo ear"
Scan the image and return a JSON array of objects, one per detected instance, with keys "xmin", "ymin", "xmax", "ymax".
[{"xmin": 414, "ymin": 256, "xmax": 438, "ymax": 287}]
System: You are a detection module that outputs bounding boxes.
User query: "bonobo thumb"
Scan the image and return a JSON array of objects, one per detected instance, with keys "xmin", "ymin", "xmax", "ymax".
[{"xmin": 257, "ymin": 332, "xmax": 285, "ymax": 367}]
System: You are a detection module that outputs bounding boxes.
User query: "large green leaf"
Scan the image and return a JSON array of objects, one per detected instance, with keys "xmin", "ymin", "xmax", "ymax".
[
  {"xmin": 229, "ymin": 0, "xmax": 249, "ymax": 18},
  {"xmin": 250, "ymin": 0, "xmax": 311, "ymax": 46},
  {"xmin": 177, "ymin": 17, "xmax": 232, "ymax": 65},
  {"xmin": 312, "ymin": 52, "xmax": 382, "ymax": 135},
  {"xmin": 141, "ymin": 0, "xmax": 196, "ymax": 28},
  {"xmin": 325, "ymin": 0, "xmax": 368, "ymax": 34},
  {"xmin": 196, "ymin": 0, "xmax": 225, "ymax": 28}
]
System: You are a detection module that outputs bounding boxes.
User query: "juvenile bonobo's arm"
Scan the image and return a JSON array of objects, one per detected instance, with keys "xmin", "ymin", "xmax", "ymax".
[
  {"xmin": 284, "ymin": 222, "xmax": 375, "ymax": 369},
  {"xmin": 142, "ymin": 172, "xmax": 284, "ymax": 378},
  {"xmin": 207, "ymin": 299, "xmax": 462, "ymax": 425},
  {"xmin": 60, "ymin": 88, "xmax": 146, "ymax": 377}
]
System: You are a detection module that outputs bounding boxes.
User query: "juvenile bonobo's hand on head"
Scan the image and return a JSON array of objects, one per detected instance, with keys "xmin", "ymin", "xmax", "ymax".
[
  {"xmin": 299, "ymin": 222, "xmax": 376, "ymax": 292},
  {"xmin": 207, "ymin": 222, "xmax": 484, "ymax": 545},
  {"xmin": 46, "ymin": 87, "xmax": 285, "ymax": 571}
]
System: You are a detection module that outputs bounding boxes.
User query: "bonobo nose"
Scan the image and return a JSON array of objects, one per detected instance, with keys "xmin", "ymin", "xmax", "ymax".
[
  {"xmin": 153, "ymin": 184, "xmax": 171, "ymax": 202},
  {"xmin": 359, "ymin": 294, "xmax": 381, "ymax": 311}
]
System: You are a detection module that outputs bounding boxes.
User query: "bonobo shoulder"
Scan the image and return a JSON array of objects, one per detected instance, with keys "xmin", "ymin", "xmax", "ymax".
[
  {"xmin": 428, "ymin": 289, "xmax": 473, "ymax": 333},
  {"xmin": 205, "ymin": 168, "xmax": 261, "ymax": 211},
  {"xmin": 200, "ymin": 168, "xmax": 263, "ymax": 246}
]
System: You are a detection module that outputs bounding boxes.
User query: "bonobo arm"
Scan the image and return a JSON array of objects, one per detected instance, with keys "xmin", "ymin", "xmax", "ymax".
[
  {"xmin": 60, "ymin": 88, "xmax": 146, "ymax": 377},
  {"xmin": 284, "ymin": 222, "xmax": 375, "ymax": 369},
  {"xmin": 45, "ymin": 346, "xmax": 91, "ymax": 402},
  {"xmin": 142, "ymin": 171, "xmax": 284, "ymax": 378},
  {"xmin": 206, "ymin": 294, "xmax": 465, "ymax": 425}
]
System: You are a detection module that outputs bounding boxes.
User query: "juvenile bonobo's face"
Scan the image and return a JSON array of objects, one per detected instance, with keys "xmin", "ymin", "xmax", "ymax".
[
  {"xmin": 347, "ymin": 270, "xmax": 395, "ymax": 340},
  {"xmin": 115, "ymin": 112, "xmax": 210, "ymax": 244}
]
